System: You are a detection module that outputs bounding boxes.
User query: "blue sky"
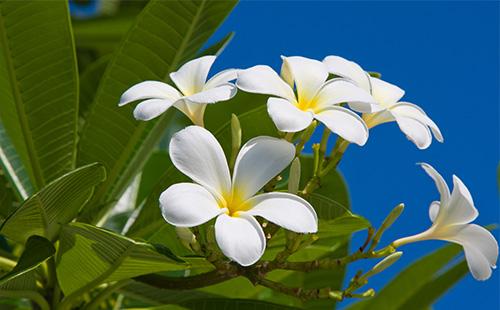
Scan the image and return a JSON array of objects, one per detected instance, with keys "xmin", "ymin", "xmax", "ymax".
[{"xmin": 208, "ymin": 1, "xmax": 499, "ymax": 308}]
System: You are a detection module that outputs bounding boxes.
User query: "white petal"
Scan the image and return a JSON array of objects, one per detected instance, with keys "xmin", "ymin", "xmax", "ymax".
[
  {"xmin": 267, "ymin": 97, "xmax": 314, "ymax": 132},
  {"xmin": 119, "ymin": 81, "xmax": 181, "ymax": 106},
  {"xmin": 437, "ymin": 175, "xmax": 478, "ymax": 226},
  {"xmin": 428, "ymin": 201, "xmax": 440, "ymax": 222},
  {"xmin": 236, "ymin": 65, "xmax": 296, "ymax": 103},
  {"xmin": 246, "ymin": 192, "xmax": 318, "ymax": 233},
  {"xmin": 169, "ymin": 126, "xmax": 231, "ymax": 198},
  {"xmin": 204, "ymin": 69, "xmax": 239, "ymax": 89},
  {"xmin": 159, "ymin": 183, "xmax": 222, "ymax": 227},
  {"xmin": 281, "ymin": 56, "xmax": 328, "ymax": 104},
  {"xmin": 133, "ymin": 99, "xmax": 174, "ymax": 121},
  {"xmin": 185, "ymin": 84, "xmax": 237, "ymax": 104},
  {"xmin": 314, "ymin": 106, "xmax": 369, "ymax": 146},
  {"xmin": 215, "ymin": 213, "xmax": 266, "ymax": 266},
  {"xmin": 170, "ymin": 56, "xmax": 216, "ymax": 95},
  {"xmin": 392, "ymin": 102, "xmax": 443, "ymax": 142},
  {"xmin": 394, "ymin": 115, "xmax": 432, "ymax": 149},
  {"xmin": 370, "ymin": 77, "xmax": 405, "ymax": 107},
  {"xmin": 232, "ymin": 136, "xmax": 295, "ymax": 201},
  {"xmin": 313, "ymin": 78, "xmax": 381, "ymax": 113},
  {"xmin": 420, "ymin": 163, "xmax": 451, "ymax": 205},
  {"xmin": 445, "ymin": 224, "xmax": 498, "ymax": 281},
  {"xmin": 322, "ymin": 55, "xmax": 371, "ymax": 92}
]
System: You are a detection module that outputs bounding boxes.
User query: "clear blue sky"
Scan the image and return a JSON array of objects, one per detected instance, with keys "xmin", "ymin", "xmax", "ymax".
[{"xmin": 208, "ymin": 1, "xmax": 499, "ymax": 308}]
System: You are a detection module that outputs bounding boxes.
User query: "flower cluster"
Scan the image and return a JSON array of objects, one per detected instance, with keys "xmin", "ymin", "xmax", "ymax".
[{"xmin": 120, "ymin": 54, "xmax": 497, "ymax": 280}]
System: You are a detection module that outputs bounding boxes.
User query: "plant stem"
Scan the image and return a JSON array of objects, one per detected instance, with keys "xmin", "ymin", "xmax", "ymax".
[
  {"xmin": 0, "ymin": 290, "xmax": 50, "ymax": 310},
  {"xmin": 0, "ymin": 256, "xmax": 16, "ymax": 271},
  {"xmin": 84, "ymin": 280, "xmax": 131, "ymax": 310}
]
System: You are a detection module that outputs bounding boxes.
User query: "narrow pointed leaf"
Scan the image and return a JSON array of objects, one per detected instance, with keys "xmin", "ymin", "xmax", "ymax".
[
  {"xmin": 197, "ymin": 32, "xmax": 235, "ymax": 57},
  {"xmin": 0, "ymin": 0, "xmax": 79, "ymax": 188},
  {"xmin": 0, "ymin": 163, "xmax": 106, "ymax": 243}
]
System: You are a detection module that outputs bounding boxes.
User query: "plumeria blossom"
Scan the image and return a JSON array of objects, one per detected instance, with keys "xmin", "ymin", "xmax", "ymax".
[
  {"xmin": 236, "ymin": 56, "xmax": 384, "ymax": 146},
  {"xmin": 393, "ymin": 163, "xmax": 498, "ymax": 280},
  {"xmin": 323, "ymin": 56, "xmax": 443, "ymax": 149},
  {"xmin": 159, "ymin": 126, "xmax": 318, "ymax": 266},
  {"xmin": 119, "ymin": 55, "xmax": 238, "ymax": 126}
]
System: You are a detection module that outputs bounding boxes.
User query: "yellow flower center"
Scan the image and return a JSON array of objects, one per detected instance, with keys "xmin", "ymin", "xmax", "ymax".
[
  {"xmin": 219, "ymin": 191, "xmax": 251, "ymax": 217},
  {"xmin": 296, "ymin": 97, "xmax": 319, "ymax": 113}
]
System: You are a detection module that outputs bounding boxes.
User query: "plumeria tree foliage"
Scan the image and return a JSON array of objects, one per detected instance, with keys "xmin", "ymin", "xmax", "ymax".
[{"xmin": 0, "ymin": 1, "xmax": 497, "ymax": 310}]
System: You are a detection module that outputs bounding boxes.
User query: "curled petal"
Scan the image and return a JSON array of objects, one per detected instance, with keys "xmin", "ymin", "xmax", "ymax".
[
  {"xmin": 281, "ymin": 56, "xmax": 328, "ymax": 104},
  {"xmin": 160, "ymin": 183, "xmax": 222, "ymax": 227},
  {"xmin": 170, "ymin": 55, "xmax": 216, "ymax": 95},
  {"xmin": 186, "ymin": 84, "xmax": 237, "ymax": 104},
  {"xmin": 215, "ymin": 214, "xmax": 266, "ymax": 266},
  {"xmin": 245, "ymin": 192, "xmax": 318, "ymax": 233},
  {"xmin": 169, "ymin": 126, "xmax": 231, "ymax": 198},
  {"xmin": 133, "ymin": 99, "xmax": 173, "ymax": 121},
  {"xmin": 232, "ymin": 136, "xmax": 295, "ymax": 201},
  {"xmin": 267, "ymin": 97, "xmax": 314, "ymax": 132},
  {"xmin": 444, "ymin": 224, "xmax": 498, "ymax": 281},
  {"xmin": 314, "ymin": 78, "xmax": 381, "ymax": 113},
  {"xmin": 236, "ymin": 65, "xmax": 296, "ymax": 103},
  {"xmin": 394, "ymin": 115, "xmax": 432, "ymax": 149},
  {"xmin": 204, "ymin": 69, "xmax": 239, "ymax": 89},
  {"xmin": 420, "ymin": 163, "xmax": 451, "ymax": 205},
  {"xmin": 436, "ymin": 175, "xmax": 478, "ymax": 226},
  {"xmin": 370, "ymin": 77, "xmax": 405, "ymax": 107},
  {"xmin": 314, "ymin": 106, "xmax": 369, "ymax": 146},
  {"xmin": 323, "ymin": 55, "xmax": 372, "ymax": 93},
  {"xmin": 119, "ymin": 81, "xmax": 181, "ymax": 106},
  {"xmin": 392, "ymin": 102, "xmax": 443, "ymax": 143}
]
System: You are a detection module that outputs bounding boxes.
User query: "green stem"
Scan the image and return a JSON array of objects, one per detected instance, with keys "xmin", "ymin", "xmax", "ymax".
[
  {"xmin": 84, "ymin": 280, "xmax": 131, "ymax": 310},
  {"xmin": 257, "ymin": 277, "xmax": 335, "ymax": 301},
  {"xmin": 0, "ymin": 256, "xmax": 16, "ymax": 271},
  {"xmin": 0, "ymin": 290, "xmax": 50, "ymax": 310}
]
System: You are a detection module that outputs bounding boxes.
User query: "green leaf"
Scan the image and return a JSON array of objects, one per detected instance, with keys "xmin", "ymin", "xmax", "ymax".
[
  {"xmin": 0, "ymin": 0, "xmax": 79, "ymax": 188},
  {"xmin": 56, "ymin": 222, "xmax": 189, "ymax": 297},
  {"xmin": 399, "ymin": 260, "xmax": 468, "ymax": 310},
  {"xmin": 197, "ymin": 32, "xmax": 235, "ymax": 57},
  {"xmin": 77, "ymin": 0, "xmax": 237, "ymax": 224},
  {"xmin": 347, "ymin": 244, "xmax": 463, "ymax": 310},
  {"xmin": 119, "ymin": 281, "xmax": 221, "ymax": 306},
  {"xmin": 0, "ymin": 236, "xmax": 54, "ymax": 286},
  {"xmin": 0, "ymin": 163, "xmax": 106, "ymax": 243}
]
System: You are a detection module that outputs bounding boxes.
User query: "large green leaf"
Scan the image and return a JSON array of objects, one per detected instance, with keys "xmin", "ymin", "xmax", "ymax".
[
  {"xmin": 347, "ymin": 244, "xmax": 463, "ymax": 310},
  {"xmin": 0, "ymin": 235, "xmax": 54, "ymax": 286},
  {"xmin": 0, "ymin": 0, "xmax": 79, "ymax": 188},
  {"xmin": 399, "ymin": 260, "xmax": 468, "ymax": 310},
  {"xmin": 77, "ymin": 0, "xmax": 237, "ymax": 224},
  {"xmin": 78, "ymin": 55, "xmax": 111, "ymax": 122},
  {"xmin": 0, "ymin": 163, "xmax": 106, "ymax": 243},
  {"xmin": 56, "ymin": 222, "xmax": 189, "ymax": 297},
  {"xmin": 180, "ymin": 298, "xmax": 301, "ymax": 310}
]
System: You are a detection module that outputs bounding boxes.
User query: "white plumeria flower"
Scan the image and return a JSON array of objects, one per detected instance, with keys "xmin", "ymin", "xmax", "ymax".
[
  {"xmin": 236, "ymin": 56, "xmax": 383, "ymax": 146},
  {"xmin": 159, "ymin": 126, "xmax": 318, "ymax": 266},
  {"xmin": 393, "ymin": 163, "xmax": 498, "ymax": 280},
  {"xmin": 119, "ymin": 55, "xmax": 238, "ymax": 126},
  {"xmin": 323, "ymin": 56, "xmax": 443, "ymax": 149}
]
